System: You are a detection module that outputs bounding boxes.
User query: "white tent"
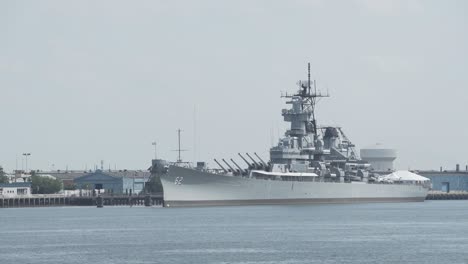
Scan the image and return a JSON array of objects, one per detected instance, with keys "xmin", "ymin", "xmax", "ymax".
[{"xmin": 381, "ymin": 170, "xmax": 430, "ymax": 182}]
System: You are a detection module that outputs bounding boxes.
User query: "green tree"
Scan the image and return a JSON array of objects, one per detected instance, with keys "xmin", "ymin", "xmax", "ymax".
[
  {"xmin": 31, "ymin": 175, "xmax": 62, "ymax": 194},
  {"xmin": 0, "ymin": 166, "xmax": 8, "ymax": 184}
]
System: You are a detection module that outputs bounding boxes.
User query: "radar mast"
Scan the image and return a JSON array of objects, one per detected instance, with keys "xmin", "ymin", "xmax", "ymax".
[{"xmin": 281, "ymin": 63, "xmax": 329, "ymax": 138}]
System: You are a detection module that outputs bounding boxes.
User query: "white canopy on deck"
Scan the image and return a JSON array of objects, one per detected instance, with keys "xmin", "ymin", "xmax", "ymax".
[{"xmin": 381, "ymin": 170, "xmax": 430, "ymax": 182}]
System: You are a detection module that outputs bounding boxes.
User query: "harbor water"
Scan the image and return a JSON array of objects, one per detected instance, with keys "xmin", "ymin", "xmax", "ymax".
[{"xmin": 1, "ymin": 201, "xmax": 468, "ymax": 264}]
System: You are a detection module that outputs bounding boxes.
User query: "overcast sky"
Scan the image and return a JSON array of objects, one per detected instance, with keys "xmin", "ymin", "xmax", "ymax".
[{"xmin": 1, "ymin": 0, "xmax": 467, "ymax": 172}]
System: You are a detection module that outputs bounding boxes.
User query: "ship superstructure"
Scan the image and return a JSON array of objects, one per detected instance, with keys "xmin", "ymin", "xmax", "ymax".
[{"xmin": 268, "ymin": 63, "xmax": 369, "ymax": 182}]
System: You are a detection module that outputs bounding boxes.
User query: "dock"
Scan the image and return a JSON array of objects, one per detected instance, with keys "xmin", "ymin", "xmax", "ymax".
[
  {"xmin": 0, "ymin": 193, "xmax": 164, "ymax": 208},
  {"xmin": 425, "ymin": 191, "xmax": 468, "ymax": 200},
  {"xmin": 2, "ymin": 191, "xmax": 467, "ymax": 208}
]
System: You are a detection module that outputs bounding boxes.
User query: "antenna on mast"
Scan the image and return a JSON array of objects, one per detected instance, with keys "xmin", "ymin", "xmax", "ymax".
[
  {"xmin": 173, "ymin": 129, "xmax": 188, "ymax": 163},
  {"xmin": 152, "ymin": 141, "xmax": 157, "ymax": 159},
  {"xmin": 193, "ymin": 105, "xmax": 197, "ymax": 163},
  {"xmin": 314, "ymin": 79, "xmax": 317, "ymax": 95},
  {"xmin": 308, "ymin": 63, "xmax": 311, "ymax": 95}
]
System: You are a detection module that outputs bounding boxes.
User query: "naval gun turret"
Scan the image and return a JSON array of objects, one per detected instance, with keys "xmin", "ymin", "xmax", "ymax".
[
  {"xmin": 231, "ymin": 158, "xmax": 248, "ymax": 176},
  {"xmin": 222, "ymin": 159, "xmax": 239, "ymax": 175},
  {"xmin": 246, "ymin": 153, "xmax": 263, "ymax": 170}
]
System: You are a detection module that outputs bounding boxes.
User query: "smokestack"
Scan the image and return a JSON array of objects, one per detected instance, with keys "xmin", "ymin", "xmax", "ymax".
[
  {"xmin": 440, "ymin": 166, "xmax": 442, "ymax": 172},
  {"xmin": 466, "ymin": 165, "xmax": 468, "ymax": 171},
  {"xmin": 456, "ymin": 164, "xmax": 460, "ymax": 172}
]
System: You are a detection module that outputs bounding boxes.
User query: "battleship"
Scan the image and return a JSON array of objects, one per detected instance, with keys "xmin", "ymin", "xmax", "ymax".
[{"xmin": 158, "ymin": 64, "xmax": 430, "ymax": 207}]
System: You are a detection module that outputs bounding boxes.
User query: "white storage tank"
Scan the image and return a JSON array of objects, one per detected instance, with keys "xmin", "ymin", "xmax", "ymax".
[{"xmin": 360, "ymin": 143, "xmax": 397, "ymax": 171}]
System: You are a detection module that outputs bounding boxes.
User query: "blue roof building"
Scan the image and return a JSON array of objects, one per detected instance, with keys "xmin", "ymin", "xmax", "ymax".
[
  {"xmin": 419, "ymin": 168, "xmax": 468, "ymax": 192},
  {"xmin": 73, "ymin": 170, "xmax": 148, "ymax": 195}
]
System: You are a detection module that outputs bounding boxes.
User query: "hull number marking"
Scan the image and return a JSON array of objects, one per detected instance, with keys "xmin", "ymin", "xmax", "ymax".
[{"xmin": 174, "ymin": 177, "xmax": 183, "ymax": 185}]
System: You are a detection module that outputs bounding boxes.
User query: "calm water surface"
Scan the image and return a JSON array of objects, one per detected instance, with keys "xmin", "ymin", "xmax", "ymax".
[{"xmin": 1, "ymin": 201, "xmax": 468, "ymax": 264}]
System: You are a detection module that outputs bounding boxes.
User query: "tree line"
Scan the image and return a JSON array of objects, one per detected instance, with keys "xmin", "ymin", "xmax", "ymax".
[
  {"xmin": 0, "ymin": 167, "xmax": 62, "ymax": 194},
  {"xmin": 30, "ymin": 171, "xmax": 62, "ymax": 194},
  {"xmin": 0, "ymin": 166, "xmax": 7, "ymax": 184}
]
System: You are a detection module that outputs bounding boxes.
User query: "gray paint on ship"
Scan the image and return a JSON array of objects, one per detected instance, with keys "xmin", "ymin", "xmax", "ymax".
[{"xmin": 161, "ymin": 165, "xmax": 429, "ymax": 207}]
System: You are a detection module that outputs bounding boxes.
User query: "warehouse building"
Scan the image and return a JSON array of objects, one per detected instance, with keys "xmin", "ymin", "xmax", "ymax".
[
  {"xmin": 73, "ymin": 170, "xmax": 149, "ymax": 195},
  {"xmin": 418, "ymin": 164, "xmax": 468, "ymax": 192}
]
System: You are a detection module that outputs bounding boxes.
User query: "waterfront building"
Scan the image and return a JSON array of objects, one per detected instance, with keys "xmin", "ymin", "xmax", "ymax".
[
  {"xmin": 0, "ymin": 182, "xmax": 32, "ymax": 197},
  {"xmin": 73, "ymin": 170, "xmax": 150, "ymax": 195},
  {"xmin": 418, "ymin": 165, "xmax": 468, "ymax": 192}
]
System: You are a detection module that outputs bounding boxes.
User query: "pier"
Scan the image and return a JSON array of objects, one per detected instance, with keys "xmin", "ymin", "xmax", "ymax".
[
  {"xmin": 0, "ymin": 193, "xmax": 163, "ymax": 208},
  {"xmin": 425, "ymin": 191, "xmax": 468, "ymax": 200},
  {"xmin": 2, "ymin": 192, "xmax": 467, "ymax": 208}
]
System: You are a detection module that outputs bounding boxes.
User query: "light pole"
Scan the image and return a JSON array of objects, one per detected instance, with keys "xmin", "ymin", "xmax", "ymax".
[
  {"xmin": 152, "ymin": 141, "xmax": 157, "ymax": 160},
  {"xmin": 22, "ymin": 153, "xmax": 31, "ymax": 173}
]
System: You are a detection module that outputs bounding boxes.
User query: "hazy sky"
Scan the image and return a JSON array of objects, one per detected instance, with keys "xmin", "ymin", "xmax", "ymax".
[{"xmin": 1, "ymin": 0, "xmax": 467, "ymax": 172}]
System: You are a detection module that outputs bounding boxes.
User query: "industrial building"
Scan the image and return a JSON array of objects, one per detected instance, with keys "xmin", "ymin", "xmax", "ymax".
[
  {"xmin": 73, "ymin": 170, "xmax": 150, "ymax": 195},
  {"xmin": 418, "ymin": 165, "xmax": 468, "ymax": 193}
]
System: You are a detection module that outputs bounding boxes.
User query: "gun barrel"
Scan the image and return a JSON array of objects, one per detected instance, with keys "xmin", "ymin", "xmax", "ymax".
[
  {"xmin": 213, "ymin": 159, "xmax": 228, "ymax": 173},
  {"xmin": 246, "ymin": 153, "xmax": 260, "ymax": 168},
  {"xmin": 254, "ymin": 152, "xmax": 268, "ymax": 167},
  {"xmin": 230, "ymin": 159, "xmax": 245, "ymax": 173},
  {"xmin": 222, "ymin": 159, "xmax": 237, "ymax": 173},
  {"xmin": 238, "ymin": 153, "xmax": 251, "ymax": 167}
]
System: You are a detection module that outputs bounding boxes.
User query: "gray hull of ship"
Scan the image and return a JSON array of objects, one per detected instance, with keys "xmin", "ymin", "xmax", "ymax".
[{"xmin": 161, "ymin": 165, "xmax": 428, "ymax": 207}]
